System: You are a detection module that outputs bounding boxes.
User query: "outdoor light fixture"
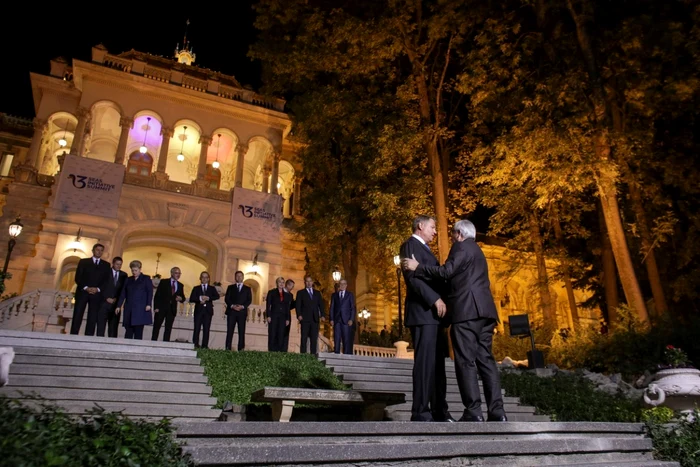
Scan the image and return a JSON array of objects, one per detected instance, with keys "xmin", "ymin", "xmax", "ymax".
[
  {"xmin": 212, "ymin": 133, "xmax": 221, "ymax": 169},
  {"xmin": 332, "ymin": 267, "xmax": 341, "ymax": 282},
  {"xmin": 251, "ymin": 253, "xmax": 260, "ymax": 274},
  {"xmin": 3, "ymin": 216, "xmax": 24, "ymax": 275},
  {"xmin": 139, "ymin": 117, "xmax": 151, "ymax": 154},
  {"xmin": 393, "ymin": 254, "xmax": 403, "ymax": 338},
  {"xmin": 177, "ymin": 126, "xmax": 187, "ymax": 162},
  {"xmin": 58, "ymin": 121, "xmax": 68, "ymax": 148},
  {"xmin": 8, "ymin": 218, "xmax": 23, "ymax": 239},
  {"xmin": 68, "ymin": 228, "xmax": 83, "ymax": 253},
  {"xmin": 393, "ymin": 255, "xmax": 400, "ymax": 267}
]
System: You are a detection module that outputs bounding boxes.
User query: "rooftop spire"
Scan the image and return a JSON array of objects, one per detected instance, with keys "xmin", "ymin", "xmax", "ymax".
[{"xmin": 174, "ymin": 19, "xmax": 196, "ymax": 66}]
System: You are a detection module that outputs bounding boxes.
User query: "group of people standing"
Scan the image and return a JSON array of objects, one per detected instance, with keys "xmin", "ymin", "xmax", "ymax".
[
  {"xmin": 69, "ymin": 244, "xmax": 358, "ymax": 354},
  {"xmin": 400, "ymin": 215, "xmax": 507, "ymax": 423}
]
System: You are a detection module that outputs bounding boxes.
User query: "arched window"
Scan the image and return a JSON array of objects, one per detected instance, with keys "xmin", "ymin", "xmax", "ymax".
[
  {"xmin": 204, "ymin": 164, "xmax": 221, "ymax": 190},
  {"xmin": 126, "ymin": 151, "xmax": 153, "ymax": 177}
]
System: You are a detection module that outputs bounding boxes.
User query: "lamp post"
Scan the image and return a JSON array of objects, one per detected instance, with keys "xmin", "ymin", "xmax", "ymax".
[
  {"xmin": 332, "ymin": 266, "xmax": 341, "ymax": 292},
  {"xmin": 358, "ymin": 307, "xmax": 371, "ymax": 330},
  {"xmin": 393, "ymin": 255, "xmax": 403, "ymax": 339},
  {"xmin": 2, "ymin": 217, "xmax": 23, "ymax": 276}
]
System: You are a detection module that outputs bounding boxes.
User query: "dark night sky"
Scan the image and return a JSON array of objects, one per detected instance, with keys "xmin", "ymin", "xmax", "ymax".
[{"xmin": 1, "ymin": 3, "xmax": 260, "ymax": 118}]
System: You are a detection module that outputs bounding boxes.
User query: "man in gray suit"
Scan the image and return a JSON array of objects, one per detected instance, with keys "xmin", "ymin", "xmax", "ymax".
[{"xmin": 403, "ymin": 219, "xmax": 506, "ymax": 422}]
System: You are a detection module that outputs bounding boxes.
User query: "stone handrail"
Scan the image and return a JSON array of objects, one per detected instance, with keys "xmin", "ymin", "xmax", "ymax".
[
  {"xmin": 0, "ymin": 289, "xmax": 74, "ymax": 331},
  {"xmin": 353, "ymin": 344, "xmax": 398, "ymax": 358}
]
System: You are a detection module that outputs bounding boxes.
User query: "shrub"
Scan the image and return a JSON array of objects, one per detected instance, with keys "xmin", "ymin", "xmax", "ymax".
[
  {"xmin": 645, "ymin": 409, "xmax": 700, "ymax": 467},
  {"xmin": 0, "ymin": 395, "xmax": 192, "ymax": 467},
  {"xmin": 197, "ymin": 349, "xmax": 348, "ymax": 407}
]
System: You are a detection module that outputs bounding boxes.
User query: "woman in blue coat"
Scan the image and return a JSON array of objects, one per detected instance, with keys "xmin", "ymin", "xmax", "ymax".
[{"xmin": 116, "ymin": 260, "xmax": 153, "ymax": 339}]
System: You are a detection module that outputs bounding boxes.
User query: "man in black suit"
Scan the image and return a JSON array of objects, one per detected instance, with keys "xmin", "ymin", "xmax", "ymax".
[
  {"xmin": 399, "ymin": 215, "xmax": 453, "ymax": 423},
  {"xmin": 70, "ymin": 243, "xmax": 112, "ymax": 335},
  {"xmin": 224, "ymin": 271, "xmax": 252, "ymax": 351},
  {"xmin": 152, "ymin": 267, "xmax": 186, "ymax": 342},
  {"xmin": 266, "ymin": 277, "xmax": 293, "ymax": 352},
  {"xmin": 404, "ymin": 219, "xmax": 507, "ymax": 422},
  {"xmin": 284, "ymin": 279, "xmax": 296, "ymax": 351},
  {"xmin": 329, "ymin": 279, "xmax": 356, "ymax": 354},
  {"xmin": 188, "ymin": 271, "xmax": 220, "ymax": 349},
  {"xmin": 296, "ymin": 275, "xmax": 326, "ymax": 354},
  {"xmin": 97, "ymin": 256, "xmax": 128, "ymax": 338}
]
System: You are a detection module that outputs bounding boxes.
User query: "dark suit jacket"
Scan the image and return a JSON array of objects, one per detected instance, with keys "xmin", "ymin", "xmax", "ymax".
[
  {"xmin": 400, "ymin": 236, "xmax": 444, "ymax": 326},
  {"xmin": 330, "ymin": 290, "xmax": 355, "ymax": 324},
  {"xmin": 266, "ymin": 288, "xmax": 292, "ymax": 321},
  {"xmin": 154, "ymin": 278, "xmax": 186, "ymax": 316},
  {"xmin": 296, "ymin": 288, "xmax": 325, "ymax": 323},
  {"xmin": 117, "ymin": 274, "xmax": 153, "ymax": 326},
  {"xmin": 74, "ymin": 257, "xmax": 112, "ymax": 297},
  {"xmin": 224, "ymin": 283, "xmax": 252, "ymax": 315},
  {"xmin": 417, "ymin": 238, "xmax": 499, "ymax": 324},
  {"xmin": 189, "ymin": 284, "xmax": 220, "ymax": 315},
  {"xmin": 101, "ymin": 269, "xmax": 128, "ymax": 306}
]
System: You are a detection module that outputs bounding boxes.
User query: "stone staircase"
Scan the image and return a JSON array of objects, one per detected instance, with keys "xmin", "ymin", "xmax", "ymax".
[
  {"xmin": 175, "ymin": 421, "xmax": 679, "ymax": 466},
  {"xmin": 318, "ymin": 352, "xmax": 550, "ymax": 421},
  {"xmin": 0, "ymin": 329, "xmax": 219, "ymax": 421}
]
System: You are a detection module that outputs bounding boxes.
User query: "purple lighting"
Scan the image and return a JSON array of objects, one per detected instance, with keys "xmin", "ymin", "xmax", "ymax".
[{"xmin": 129, "ymin": 115, "xmax": 163, "ymax": 154}]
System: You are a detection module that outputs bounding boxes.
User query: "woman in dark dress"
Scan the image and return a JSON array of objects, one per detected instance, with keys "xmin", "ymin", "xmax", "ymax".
[{"xmin": 116, "ymin": 260, "xmax": 153, "ymax": 339}]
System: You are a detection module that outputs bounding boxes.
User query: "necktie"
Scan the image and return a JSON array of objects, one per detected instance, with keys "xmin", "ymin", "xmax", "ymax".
[
  {"xmin": 94, "ymin": 259, "xmax": 98, "ymax": 265},
  {"xmin": 423, "ymin": 242, "xmax": 431, "ymax": 251},
  {"xmin": 113, "ymin": 271, "xmax": 118, "ymax": 286},
  {"xmin": 238, "ymin": 284, "xmax": 242, "ymax": 292},
  {"xmin": 308, "ymin": 288, "xmax": 313, "ymax": 297},
  {"xmin": 172, "ymin": 281, "xmax": 176, "ymax": 294},
  {"xmin": 203, "ymin": 284, "xmax": 207, "ymax": 294},
  {"xmin": 341, "ymin": 291, "xmax": 344, "ymax": 299}
]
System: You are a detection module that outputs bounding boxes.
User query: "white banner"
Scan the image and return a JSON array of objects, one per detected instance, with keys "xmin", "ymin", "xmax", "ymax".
[
  {"xmin": 230, "ymin": 187, "xmax": 283, "ymax": 243},
  {"xmin": 53, "ymin": 154, "xmax": 125, "ymax": 219}
]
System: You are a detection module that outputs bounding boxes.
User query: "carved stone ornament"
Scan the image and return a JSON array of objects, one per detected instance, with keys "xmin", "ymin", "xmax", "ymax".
[{"xmin": 644, "ymin": 368, "xmax": 700, "ymax": 416}]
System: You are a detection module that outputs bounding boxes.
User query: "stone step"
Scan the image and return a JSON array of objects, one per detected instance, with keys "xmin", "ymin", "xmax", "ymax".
[
  {"xmin": 0, "ymin": 329, "xmax": 194, "ymax": 350},
  {"xmin": 385, "ymin": 401, "xmax": 534, "ymax": 414},
  {"xmin": 385, "ymin": 411, "xmax": 550, "ymax": 422},
  {"xmin": 181, "ymin": 436, "xmax": 653, "ymax": 465},
  {"xmin": 11, "ymin": 354, "xmax": 204, "ymax": 373},
  {"xmin": 1, "ymin": 387, "xmax": 217, "ymax": 406},
  {"xmin": 5, "ymin": 374, "xmax": 213, "ymax": 394},
  {"xmin": 339, "ymin": 372, "xmax": 465, "ymax": 385},
  {"xmin": 0, "ymin": 335, "xmax": 196, "ymax": 357},
  {"xmin": 9, "ymin": 363, "xmax": 208, "ymax": 383},
  {"xmin": 328, "ymin": 365, "xmax": 415, "ymax": 376},
  {"xmin": 347, "ymin": 381, "xmax": 505, "ymax": 395},
  {"xmin": 10, "ymin": 346, "xmax": 202, "ymax": 366},
  {"xmin": 19, "ymin": 399, "xmax": 220, "ymax": 420}
]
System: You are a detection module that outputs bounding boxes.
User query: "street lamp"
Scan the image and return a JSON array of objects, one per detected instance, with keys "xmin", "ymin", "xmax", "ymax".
[
  {"xmin": 393, "ymin": 254, "xmax": 403, "ymax": 339},
  {"xmin": 2, "ymin": 217, "xmax": 23, "ymax": 275},
  {"xmin": 332, "ymin": 266, "xmax": 341, "ymax": 292},
  {"xmin": 358, "ymin": 307, "xmax": 371, "ymax": 329}
]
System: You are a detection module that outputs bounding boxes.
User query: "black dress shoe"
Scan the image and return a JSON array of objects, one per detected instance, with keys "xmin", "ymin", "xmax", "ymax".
[
  {"xmin": 444, "ymin": 417, "xmax": 457, "ymax": 422},
  {"xmin": 459, "ymin": 415, "xmax": 484, "ymax": 422},
  {"xmin": 487, "ymin": 415, "xmax": 508, "ymax": 422}
]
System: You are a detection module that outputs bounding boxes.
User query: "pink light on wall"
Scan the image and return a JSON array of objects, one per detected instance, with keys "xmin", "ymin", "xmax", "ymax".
[
  {"xmin": 207, "ymin": 133, "xmax": 234, "ymax": 164},
  {"xmin": 129, "ymin": 115, "xmax": 163, "ymax": 154}
]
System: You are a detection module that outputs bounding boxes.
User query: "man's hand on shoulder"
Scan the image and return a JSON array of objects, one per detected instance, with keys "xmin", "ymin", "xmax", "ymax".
[
  {"xmin": 434, "ymin": 298, "xmax": 447, "ymax": 318},
  {"xmin": 402, "ymin": 254, "xmax": 419, "ymax": 271}
]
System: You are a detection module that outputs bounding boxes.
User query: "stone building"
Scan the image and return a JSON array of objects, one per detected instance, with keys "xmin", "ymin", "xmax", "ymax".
[{"xmin": 0, "ymin": 42, "xmax": 598, "ymax": 346}]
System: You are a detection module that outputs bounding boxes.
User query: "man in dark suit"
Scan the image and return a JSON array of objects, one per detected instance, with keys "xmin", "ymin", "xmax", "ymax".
[
  {"xmin": 266, "ymin": 277, "xmax": 293, "ymax": 352},
  {"xmin": 404, "ymin": 219, "xmax": 507, "ymax": 422},
  {"xmin": 152, "ymin": 267, "xmax": 186, "ymax": 342},
  {"xmin": 329, "ymin": 279, "xmax": 355, "ymax": 355},
  {"xmin": 97, "ymin": 256, "xmax": 127, "ymax": 338},
  {"xmin": 70, "ymin": 243, "xmax": 112, "ymax": 336},
  {"xmin": 284, "ymin": 279, "xmax": 296, "ymax": 351},
  {"xmin": 399, "ymin": 215, "xmax": 453, "ymax": 423},
  {"xmin": 224, "ymin": 270, "xmax": 253, "ymax": 351},
  {"xmin": 188, "ymin": 271, "xmax": 220, "ymax": 349},
  {"xmin": 296, "ymin": 275, "xmax": 326, "ymax": 354}
]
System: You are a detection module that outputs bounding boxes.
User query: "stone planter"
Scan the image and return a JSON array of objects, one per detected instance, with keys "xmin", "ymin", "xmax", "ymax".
[{"xmin": 644, "ymin": 367, "xmax": 700, "ymax": 414}]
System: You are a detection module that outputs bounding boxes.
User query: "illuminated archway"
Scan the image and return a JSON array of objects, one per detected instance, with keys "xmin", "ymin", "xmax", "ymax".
[{"xmin": 167, "ymin": 120, "xmax": 202, "ymax": 184}]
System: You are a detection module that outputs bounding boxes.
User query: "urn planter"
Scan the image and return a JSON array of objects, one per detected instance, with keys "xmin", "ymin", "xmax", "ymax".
[{"xmin": 644, "ymin": 367, "xmax": 700, "ymax": 414}]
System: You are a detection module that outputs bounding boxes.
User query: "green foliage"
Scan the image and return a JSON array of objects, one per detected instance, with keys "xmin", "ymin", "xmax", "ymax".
[
  {"xmin": 646, "ymin": 410, "xmax": 700, "ymax": 467},
  {"xmin": 197, "ymin": 349, "xmax": 348, "ymax": 407},
  {"xmin": 663, "ymin": 345, "xmax": 693, "ymax": 368},
  {"xmin": 0, "ymin": 395, "xmax": 192, "ymax": 467},
  {"xmin": 0, "ymin": 272, "xmax": 12, "ymax": 296},
  {"xmin": 500, "ymin": 371, "xmax": 643, "ymax": 422}
]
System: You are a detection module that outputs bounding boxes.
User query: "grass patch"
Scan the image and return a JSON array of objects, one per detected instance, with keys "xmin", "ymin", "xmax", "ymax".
[{"xmin": 197, "ymin": 349, "xmax": 349, "ymax": 407}]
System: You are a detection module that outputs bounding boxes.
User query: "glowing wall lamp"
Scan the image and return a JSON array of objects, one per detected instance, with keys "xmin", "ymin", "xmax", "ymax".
[{"xmin": 2, "ymin": 217, "xmax": 23, "ymax": 276}]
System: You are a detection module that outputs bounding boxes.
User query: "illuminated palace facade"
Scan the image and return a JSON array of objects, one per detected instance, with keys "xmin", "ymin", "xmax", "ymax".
[{"xmin": 0, "ymin": 43, "xmax": 599, "ymax": 337}]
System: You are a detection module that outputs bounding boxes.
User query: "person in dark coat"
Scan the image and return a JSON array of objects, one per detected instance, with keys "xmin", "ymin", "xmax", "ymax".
[
  {"xmin": 296, "ymin": 275, "xmax": 326, "ymax": 354},
  {"xmin": 97, "ymin": 256, "xmax": 128, "ymax": 338},
  {"xmin": 329, "ymin": 279, "xmax": 355, "ymax": 355},
  {"xmin": 266, "ymin": 277, "xmax": 293, "ymax": 352},
  {"xmin": 116, "ymin": 260, "xmax": 153, "ymax": 340},
  {"xmin": 224, "ymin": 271, "xmax": 253, "ymax": 351},
  {"xmin": 70, "ymin": 243, "xmax": 112, "ymax": 335},
  {"xmin": 189, "ymin": 271, "xmax": 220, "ymax": 349},
  {"xmin": 404, "ymin": 219, "xmax": 507, "ymax": 422}
]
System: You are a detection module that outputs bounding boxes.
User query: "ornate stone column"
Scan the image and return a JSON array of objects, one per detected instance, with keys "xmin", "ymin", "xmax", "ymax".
[
  {"xmin": 234, "ymin": 143, "xmax": 248, "ymax": 188},
  {"xmin": 292, "ymin": 177, "xmax": 302, "ymax": 216},
  {"xmin": 114, "ymin": 116, "xmax": 133, "ymax": 165},
  {"xmin": 72, "ymin": 107, "xmax": 90, "ymax": 156},
  {"xmin": 156, "ymin": 126, "xmax": 173, "ymax": 173},
  {"xmin": 270, "ymin": 151, "xmax": 280, "ymax": 195},
  {"xmin": 26, "ymin": 118, "xmax": 47, "ymax": 170},
  {"xmin": 196, "ymin": 135, "xmax": 212, "ymax": 180},
  {"xmin": 261, "ymin": 165, "xmax": 271, "ymax": 193}
]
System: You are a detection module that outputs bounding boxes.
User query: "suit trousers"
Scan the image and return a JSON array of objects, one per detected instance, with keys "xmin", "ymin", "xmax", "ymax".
[
  {"xmin": 300, "ymin": 320, "xmax": 319, "ymax": 354},
  {"xmin": 282, "ymin": 323, "xmax": 290, "ymax": 351},
  {"xmin": 409, "ymin": 324, "xmax": 451, "ymax": 421},
  {"xmin": 226, "ymin": 311, "xmax": 247, "ymax": 351},
  {"xmin": 193, "ymin": 310, "xmax": 213, "ymax": 348},
  {"xmin": 451, "ymin": 318, "xmax": 505, "ymax": 419},
  {"xmin": 268, "ymin": 315, "xmax": 286, "ymax": 351},
  {"xmin": 334, "ymin": 323, "xmax": 353, "ymax": 354},
  {"xmin": 152, "ymin": 309, "xmax": 176, "ymax": 341},
  {"xmin": 96, "ymin": 302, "xmax": 120, "ymax": 338},
  {"xmin": 70, "ymin": 292, "xmax": 103, "ymax": 335},
  {"xmin": 124, "ymin": 324, "xmax": 144, "ymax": 340}
]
